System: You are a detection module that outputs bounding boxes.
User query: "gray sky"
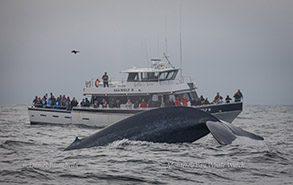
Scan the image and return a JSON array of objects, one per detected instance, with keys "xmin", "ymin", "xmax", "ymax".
[{"xmin": 0, "ymin": 0, "xmax": 293, "ymax": 105}]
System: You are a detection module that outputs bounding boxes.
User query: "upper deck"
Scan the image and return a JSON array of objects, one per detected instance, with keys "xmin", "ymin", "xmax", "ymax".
[{"xmin": 83, "ymin": 60, "xmax": 196, "ymax": 96}]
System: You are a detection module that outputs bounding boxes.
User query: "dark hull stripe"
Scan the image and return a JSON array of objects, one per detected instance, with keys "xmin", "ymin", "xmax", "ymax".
[{"xmin": 30, "ymin": 121, "xmax": 71, "ymax": 125}]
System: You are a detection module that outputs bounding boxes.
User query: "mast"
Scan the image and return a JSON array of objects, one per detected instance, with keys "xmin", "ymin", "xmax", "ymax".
[
  {"xmin": 165, "ymin": 17, "xmax": 168, "ymax": 55},
  {"xmin": 179, "ymin": 8, "xmax": 183, "ymax": 79}
]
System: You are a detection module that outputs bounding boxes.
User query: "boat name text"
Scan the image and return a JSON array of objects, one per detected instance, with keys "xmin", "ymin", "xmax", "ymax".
[{"xmin": 113, "ymin": 88, "xmax": 134, "ymax": 92}]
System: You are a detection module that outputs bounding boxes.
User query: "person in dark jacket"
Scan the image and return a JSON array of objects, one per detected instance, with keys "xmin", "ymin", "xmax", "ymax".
[
  {"xmin": 102, "ymin": 72, "xmax": 109, "ymax": 87},
  {"xmin": 233, "ymin": 89, "xmax": 243, "ymax": 102},
  {"xmin": 225, "ymin": 95, "xmax": 232, "ymax": 103}
]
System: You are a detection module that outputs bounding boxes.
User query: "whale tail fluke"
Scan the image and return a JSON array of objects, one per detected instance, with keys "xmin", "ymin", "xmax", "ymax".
[{"xmin": 206, "ymin": 121, "xmax": 264, "ymax": 145}]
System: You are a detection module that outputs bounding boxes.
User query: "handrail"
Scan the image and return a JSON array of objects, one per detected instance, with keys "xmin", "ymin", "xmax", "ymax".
[{"xmin": 85, "ymin": 76, "xmax": 194, "ymax": 88}]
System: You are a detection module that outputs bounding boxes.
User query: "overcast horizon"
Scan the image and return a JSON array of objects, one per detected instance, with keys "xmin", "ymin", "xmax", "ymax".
[{"xmin": 1, "ymin": 0, "xmax": 293, "ymax": 105}]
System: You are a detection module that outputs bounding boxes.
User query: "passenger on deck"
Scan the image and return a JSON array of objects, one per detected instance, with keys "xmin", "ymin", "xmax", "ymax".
[
  {"xmin": 45, "ymin": 93, "xmax": 48, "ymax": 101},
  {"xmin": 202, "ymin": 98, "xmax": 210, "ymax": 105},
  {"xmin": 233, "ymin": 89, "xmax": 243, "ymax": 102},
  {"xmin": 115, "ymin": 99, "xmax": 121, "ymax": 108},
  {"xmin": 42, "ymin": 96, "xmax": 47, "ymax": 107},
  {"xmin": 181, "ymin": 96, "xmax": 189, "ymax": 106},
  {"xmin": 102, "ymin": 99, "xmax": 108, "ymax": 108},
  {"xmin": 66, "ymin": 97, "xmax": 71, "ymax": 110},
  {"xmin": 93, "ymin": 99, "xmax": 99, "ymax": 108},
  {"xmin": 50, "ymin": 93, "xmax": 56, "ymax": 107},
  {"xmin": 225, "ymin": 95, "xmax": 232, "ymax": 103},
  {"xmin": 169, "ymin": 98, "xmax": 175, "ymax": 106},
  {"xmin": 33, "ymin": 96, "xmax": 38, "ymax": 105},
  {"xmin": 125, "ymin": 99, "xmax": 132, "ymax": 109},
  {"xmin": 71, "ymin": 97, "xmax": 78, "ymax": 108},
  {"xmin": 33, "ymin": 96, "xmax": 42, "ymax": 107},
  {"xmin": 51, "ymin": 96, "xmax": 56, "ymax": 107},
  {"xmin": 56, "ymin": 97, "xmax": 60, "ymax": 109},
  {"xmin": 80, "ymin": 99, "xmax": 85, "ymax": 107},
  {"xmin": 148, "ymin": 99, "xmax": 154, "ymax": 107},
  {"xmin": 193, "ymin": 97, "xmax": 201, "ymax": 106},
  {"xmin": 190, "ymin": 97, "xmax": 196, "ymax": 106},
  {"xmin": 199, "ymin": 95, "xmax": 204, "ymax": 103},
  {"xmin": 218, "ymin": 96, "xmax": 223, "ymax": 104},
  {"xmin": 140, "ymin": 99, "xmax": 148, "ymax": 108},
  {"xmin": 47, "ymin": 97, "xmax": 52, "ymax": 108},
  {"xmin": 61, "ymin": 95, "xmax": 67, "ymax": 107},
  {"xmin": 134, "ymin": 100, "xmax": 140, "ymax": 108},
  {"xmin": 85, "ymin": 98, "xmax": 90, "ymax": 107},
  {"xmin": 109, "ymin": 99, "xmax": 116, "ymax": 108},
  {"xmin": 165, "ymin": 99, "xmax": 171, "ymax": 107},
  {"xmin": 213, "ymin": 92, "xmax": 220, "ymax": 104},
  {"xmin": 102, "ymin": 72, "xmax": 109, "ymax": 87},
  {"xmin": 174, "ymin": 97, "xmax": 181, "ymax": 106},
  {"xmin": 37, "ymin": 97, "xmax": 42, "ymax": 107}
]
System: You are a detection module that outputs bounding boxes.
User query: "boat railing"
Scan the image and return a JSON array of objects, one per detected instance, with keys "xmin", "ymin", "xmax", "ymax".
[
  {"xmin": 31, "ymin": 100, "xmax": 242, "ymax": 112},
  {"xmin": 86, "ymin": 78, "xmax": 127, "ymax": 88},
  {"xmin": 85, "ymin": 75, "xmax": 194, "ymax": 88},
  {"xmin": 177, "ymin": 76, "xmax": 193, "ymax": 84}
]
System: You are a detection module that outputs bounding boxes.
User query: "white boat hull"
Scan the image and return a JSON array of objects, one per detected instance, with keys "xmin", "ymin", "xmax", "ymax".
[
  {"xmin": 28, "ymin": 103, "xmax": 243, "ymax": 127},
  {"xmin": 71, "ymin": 109, "xmax": 132, "ymax": 127},
  {"xmin": 28, "ymin": 108, "xmax": 71, "ymax": 125}
]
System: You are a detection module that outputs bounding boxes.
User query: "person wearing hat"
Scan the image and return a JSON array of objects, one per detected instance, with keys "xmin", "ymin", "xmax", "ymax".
[{"xmin": 181, "ymin": 96, "xmax": 189, "ymax": 106}]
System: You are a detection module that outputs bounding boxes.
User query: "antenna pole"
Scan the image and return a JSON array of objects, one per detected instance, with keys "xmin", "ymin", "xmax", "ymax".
[
  {"xmin": 165, "ymin": 17, "xmax": 168, "ymax": 55},
  {"xmin": 179, "ymin": 8, "xmax": 183, "ymax": 79}
]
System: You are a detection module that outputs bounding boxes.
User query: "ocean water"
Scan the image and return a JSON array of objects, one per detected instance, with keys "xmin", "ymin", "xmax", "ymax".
[{"xmin": 0, "ymin": 105, "xmax": 292, "ymax": 185}]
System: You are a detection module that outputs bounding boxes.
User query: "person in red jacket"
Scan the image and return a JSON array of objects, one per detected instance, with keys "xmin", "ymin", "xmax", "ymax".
[
  {"xmin": 174, "ymin": 97, "xmax": 182, "ymax": 106},
  {"xmin": 140, "ymin": 99, "xmax": 148, "ymax": 108},
  {"xmin": 181, "ymin": 96, "xmax": 189, "ymax": 106}
]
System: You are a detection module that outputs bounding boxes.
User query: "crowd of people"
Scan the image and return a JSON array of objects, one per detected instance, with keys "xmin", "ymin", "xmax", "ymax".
[
  {"xmin": 33, "ymin": 90, "xmax": 243, "ymax": 110},
  {"xmin": 33, "ymin": 93, "xmax": 78, "ymax": 110},
  {"xmin": 197, "ymin": 89, "xmax": 243, "ymax": 106}
]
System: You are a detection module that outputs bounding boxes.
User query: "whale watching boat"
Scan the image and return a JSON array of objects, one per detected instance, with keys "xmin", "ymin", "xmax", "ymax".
[{"xmin": 28, "ymin": 57, "xmax": 243, "ymax": 127}]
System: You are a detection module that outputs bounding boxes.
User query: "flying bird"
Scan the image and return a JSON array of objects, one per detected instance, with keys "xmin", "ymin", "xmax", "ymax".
[{"xmin": 71, "ymin": 50, "xmax": 80, "ymax": 54}]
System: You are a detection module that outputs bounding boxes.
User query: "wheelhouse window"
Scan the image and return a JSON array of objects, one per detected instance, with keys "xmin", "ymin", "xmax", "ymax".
[
  {"xmin": 159, "ymin": 72, "xmax": 168, "ymax": 80},
  {"xmin": 148, "ymin": 72, "xmax": 159, "ymax": 81},
  {"xmin": 159, "ymin": 70, "xmax": 178, "ymax": 81},
  {"xmin": 141, "ymin": 72, "xmax": 159, "ymax": 82},
  {"xmin": 127, "ymin": 73, "xmax": 139, "ymax": 82},
  {"xmin": 166, "ymin": 71, "xmax": 175, "ymax": 80},
  {"xmin": 127, "ymin": 70, "xmax": 178, "ymax": 82}
]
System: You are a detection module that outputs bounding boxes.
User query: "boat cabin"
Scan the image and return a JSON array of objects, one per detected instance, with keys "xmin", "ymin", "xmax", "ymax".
[{"xmin": 83, "ymin": 60, "xmax": 198, "ymax": 108}]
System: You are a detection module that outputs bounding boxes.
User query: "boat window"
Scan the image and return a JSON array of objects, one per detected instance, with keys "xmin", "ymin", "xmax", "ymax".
[
  {"xmin": 127, "ymin": 73, "xmax": 139, "ymax": 82},
  {"xmin": 159, "ymin": 72, "xmax": 168, "ymax": 80},
  {"xmin": 92, "ymin": 95, "xmax": 156, "ymax": 108},
  {"xmin": 148, "ymin": 72, "xmax": 159, "ymax": 81},
  {"xmin": 158, "ymin": 70, "xmax": 178, "ymax": 81},
  {"xmin": 141, "ymin": 72, "xmax": 148, "ymax": 81},
  {"xmin": 141, "ymin": 72, "xmax": 160, "ymax": 81},
  {"xmin": 166, "ymin": 71, "xmax": 175, "ymax": 80},
  {"xmin": 190, "ymin": 92, "xmax": 198, "ymax": 99},
  {"xmin": 149, "ymin": 94, "xmax": 161, "ymax": 107},
  {"xmin": 164, "ymin": 94, "xmax": 175, "ymax": 102},
  {"xmin": 152, "ymin": 94, "xmax": 159, "ymax": 101}
]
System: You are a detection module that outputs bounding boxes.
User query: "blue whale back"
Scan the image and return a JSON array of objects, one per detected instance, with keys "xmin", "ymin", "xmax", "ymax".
[{"xmin": 65, "ymin": 107, "xmax": 219, "ymax": 150}]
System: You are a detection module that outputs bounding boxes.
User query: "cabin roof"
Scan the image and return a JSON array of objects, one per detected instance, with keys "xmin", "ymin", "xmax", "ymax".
[{"xmin": 121, "ymin": 67, "xmax": 178, "ymax": 73}]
